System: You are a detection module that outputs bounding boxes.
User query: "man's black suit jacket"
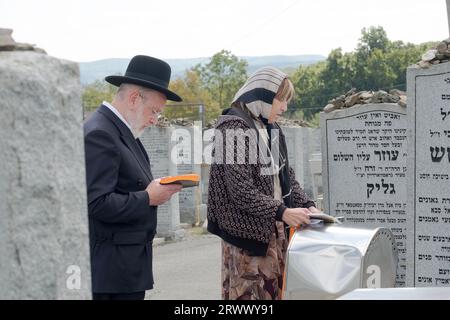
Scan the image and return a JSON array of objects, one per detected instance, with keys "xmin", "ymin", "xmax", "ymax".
[{"xmin": 84, "ymin": 104, "xmax": 156, "ymax": 293}]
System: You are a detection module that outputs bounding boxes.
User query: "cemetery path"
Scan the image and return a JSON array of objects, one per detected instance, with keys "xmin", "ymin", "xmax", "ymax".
[{"xmin": 145, "ymin": 232, "xmax": 221, "ymax": 300}]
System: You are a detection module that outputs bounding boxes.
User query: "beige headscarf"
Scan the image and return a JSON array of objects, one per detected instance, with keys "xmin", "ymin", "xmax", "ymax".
[{"xmin": 231, "ymin": 66, "xmax": 287, "ymax": 119}]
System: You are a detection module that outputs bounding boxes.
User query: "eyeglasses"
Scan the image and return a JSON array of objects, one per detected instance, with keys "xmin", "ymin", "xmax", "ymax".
[
  {"xmin": 139, "ymin": 91, "xmax": 163, "ymax": 120},
  {"xmin": 151, "ymin": 109, "xmax": 162, "ymax": 120}
]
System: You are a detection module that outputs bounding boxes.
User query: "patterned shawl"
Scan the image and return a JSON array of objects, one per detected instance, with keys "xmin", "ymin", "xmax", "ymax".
[{"xmin": 231, "ymin": 66, "xmax": 287, "ymax": 120}]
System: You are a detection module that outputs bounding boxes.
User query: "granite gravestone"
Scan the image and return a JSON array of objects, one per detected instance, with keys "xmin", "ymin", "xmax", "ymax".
[
  {"xmin": 173, "ymin": 126, "xmax": 194, "ymax": 224},
  {"xmin": 283, "ymin": 127, "xmax": 306, "ymax": 189},
  {"xmin": 305, "ymin": 127, "xmax": 322, "ymax": 201},
  {"xmin": 140, "ymin": 126, "xmax": 180, "ymax": 239},
  {"xmin": 0, "ymin": 51, "xmax": 91, "ymax": 299},
  {"xmin": 407, "ymin": 62, "xmax": 450, "ymax": 287},
  {"xmin": 173, "ymin": 122, "xmax": 203, "ymax": 225},
  {"xmin": 282, "ymin": 127, "xmax": 321, "ymax": 201},
  {"xmin": 321, "ymin": 104, "xmax": 410, "ymax": 286},
  {"xmin": 201, "ymin": 128, "xmax": 215, "ymax": 205}
]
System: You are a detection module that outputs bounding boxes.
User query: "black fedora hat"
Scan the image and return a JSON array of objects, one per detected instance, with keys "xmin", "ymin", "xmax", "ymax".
[{"xmin": 105, "ymin": 55, "xmax": 182, "ymax": 102}]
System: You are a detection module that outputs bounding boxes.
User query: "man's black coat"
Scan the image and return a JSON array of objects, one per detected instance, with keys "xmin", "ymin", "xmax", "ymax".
[{"xmin": 84, "ymin": 104, "xmax": 156, "ymax": 293}]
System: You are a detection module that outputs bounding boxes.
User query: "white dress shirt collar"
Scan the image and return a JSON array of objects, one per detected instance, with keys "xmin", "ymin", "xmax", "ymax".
[{"xmin": 102, "ymin": 101, "xmax": 133, "ymax": 132}]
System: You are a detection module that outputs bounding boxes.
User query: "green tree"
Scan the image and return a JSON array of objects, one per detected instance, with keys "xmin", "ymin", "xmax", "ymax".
[
  {"xmin": 196, "ymin": 50, "xmax": 248, "ymax": 108},
  {"xmin": 357, "ymin": 26, "xmax": 390, "ymax": 57},
  {"xmin": 364, "ymin": 48, "xmax": 396, "ymax": 89},
  {"xmin": 82, "ymin": 80, "xmax": 117, "ymax": 114},
  {"xmin": 290, "ymin": 26, "xmax": 436, "ymax": 123},
  {"xmin": 354, "ymin": 26, "xmax": 391, "ymax": 89},
  {"xmin": 290, "ymin": 62, "xmax": 325, "ymax": 120},
  {"xmin": 385, "ymin": 41, "xmax": 438, "ymax": 91},
  {"xmin": 319, "ymin": 48, "xmax": 356, "ymax": 97},
  {"xmin": 166, "ymin": 69, "xmax": 222, "ymax": 123}
]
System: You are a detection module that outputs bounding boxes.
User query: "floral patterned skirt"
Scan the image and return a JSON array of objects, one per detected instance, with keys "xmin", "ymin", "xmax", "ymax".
[{"xmin": 221, "ymin": 221, "xmax": 288, "ymax": 300}]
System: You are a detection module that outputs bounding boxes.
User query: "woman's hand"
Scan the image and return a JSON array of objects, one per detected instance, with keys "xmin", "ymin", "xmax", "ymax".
[
  {"xmin": 308, "ymin": 206, "xmax": 321, "ymax": 213},
  {"xmin": 281, "ymin": 208, "xmax": 311, "ymax": 227}
]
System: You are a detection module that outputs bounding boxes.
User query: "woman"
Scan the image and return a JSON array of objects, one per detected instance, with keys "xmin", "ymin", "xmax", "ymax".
[{"xmin": 207, "ymin": 67, "xmax": 321, "ymax": 300}]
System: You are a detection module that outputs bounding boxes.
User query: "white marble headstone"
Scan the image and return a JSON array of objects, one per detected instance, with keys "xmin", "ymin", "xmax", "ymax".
[
  {"xmin": 281, "ymin": 126, "xmax": 321, "ymax": 201},
  {"xmin": 407, "ymin": 62, "xmax": 450, "ymax": 287},
  {"xmin": 321, "ymin": 104, "xmax": 410, "ymax": 286},
  {"xmin": 140, "ymin": 126, "xmax": 180, "ymax": 238},
  {"xmin": 173, "ymin": 123, "xmax": 203, "ymax": 225}
]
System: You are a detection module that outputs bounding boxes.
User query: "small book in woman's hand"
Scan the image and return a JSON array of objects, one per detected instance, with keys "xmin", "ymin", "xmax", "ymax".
[{"xmin": 308, "ymin": 212, "xmax": 342, "ymax": 224}]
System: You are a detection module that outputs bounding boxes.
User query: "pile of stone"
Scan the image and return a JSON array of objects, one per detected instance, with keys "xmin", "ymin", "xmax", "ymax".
[
  {"xmin": 157, "ymin": 117, "xmax": 195, "ymax": 127},
  {"xmin": 275, "ymin": 117, "xmax": 310, "ymax": 127},
  {"xmin": 203, "ymin": 117, "xmax": 309, "ymax": 129},
  {"xmin": 204, "ymin": 119, "xmax": 217, "ymax": 129},
  {"xmin": 0, "ymin": 28, "xmax": 46, "ymax": 54},
  {"xmin": 417, "ymin": 38, "xmax": 450, "ymax": 68},
  {"xmin": 164, "ymin": 116, "xmax": 310, "ymax": 129},
  {"xmin": 323, "ymin": 88, "xmax": 407, "ymax": 113}
]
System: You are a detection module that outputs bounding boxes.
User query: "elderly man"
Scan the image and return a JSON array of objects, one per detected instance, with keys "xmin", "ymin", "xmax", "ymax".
[{"xmin": 84, "ymin": 55, "xmax": 183, "ymax": 300}]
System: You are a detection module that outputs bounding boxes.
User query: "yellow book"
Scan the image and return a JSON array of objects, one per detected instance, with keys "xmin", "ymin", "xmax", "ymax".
[{"xmin": 159, "ymin": 174, "xmax": 200, "ymax": 188}]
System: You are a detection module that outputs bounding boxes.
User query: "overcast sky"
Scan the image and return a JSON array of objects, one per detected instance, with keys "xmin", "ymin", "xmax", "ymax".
[{"xmin": 1, "ymin": 0, "xmax": 448, "ymax": 62}]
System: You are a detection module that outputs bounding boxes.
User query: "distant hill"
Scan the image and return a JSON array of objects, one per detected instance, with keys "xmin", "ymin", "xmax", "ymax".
[{"xmin": 78, "ymin": 54, "xmax": 325, "ymax": 85}]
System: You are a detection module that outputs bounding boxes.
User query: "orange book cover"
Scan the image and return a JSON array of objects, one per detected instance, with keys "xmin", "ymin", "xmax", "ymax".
[{"xmin": 159, "ymin": 174, "xmax": 200, "ymax": 188}]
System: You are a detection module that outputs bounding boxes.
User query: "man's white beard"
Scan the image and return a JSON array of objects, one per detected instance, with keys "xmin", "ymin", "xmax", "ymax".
[{"xmin": 128, "ymin": 108, "xmax": 146, "ymax": 139}]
